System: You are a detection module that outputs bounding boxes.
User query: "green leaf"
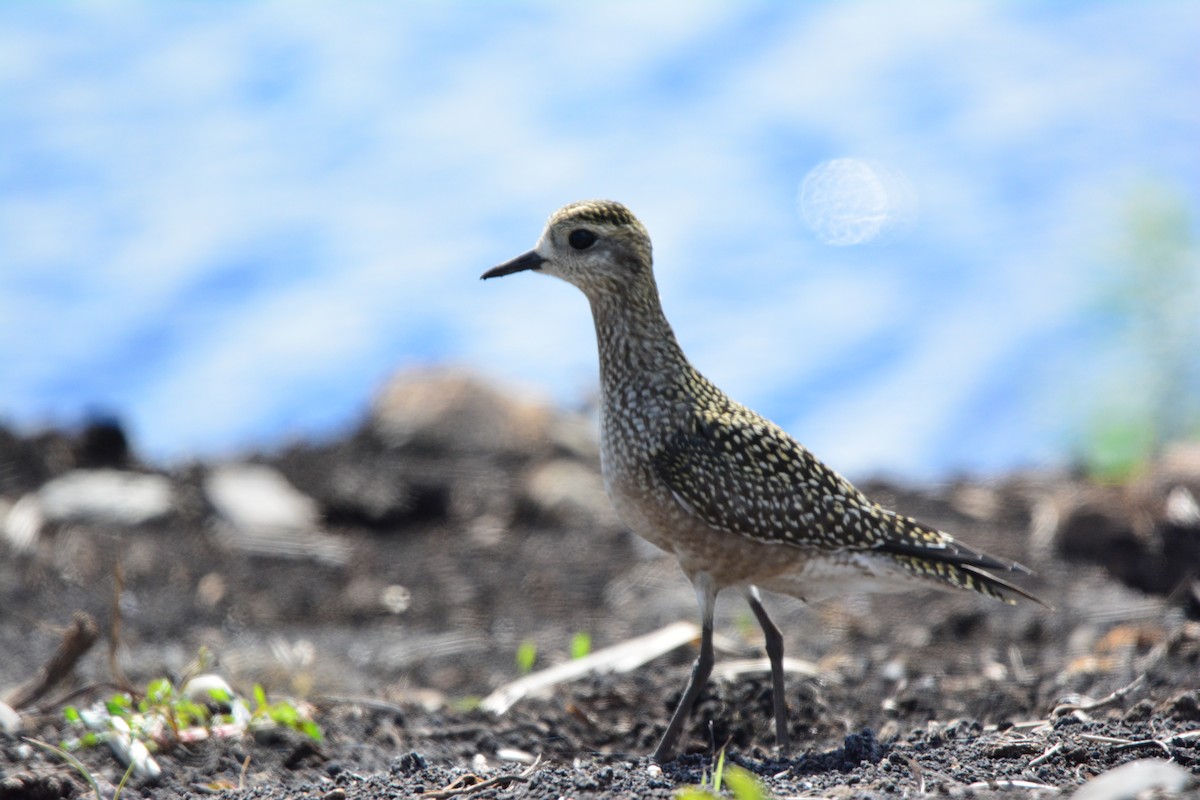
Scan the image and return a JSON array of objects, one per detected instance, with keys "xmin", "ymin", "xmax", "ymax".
[
  {"xmin": 569, "ymin": 631, "xmax": 592, "ymax": 660},
  {"xmin": 174, "ymin": 699, "xmax": 210, "ymax": 729},
  {"xmin": 269, "ymin": 702, "xmax": 300, "ymax": 728},
  {"xmin": 106, "ymin": 694, "xmax": 133, "ymax": 717},
  {"xmin": 145, "ymin": 677, "xmax": 174, "ymax": 705},
  {"xmin": 723, "ymin": 766, "xmax": 766, "ymax": 800},
  {"xmin": 450, "ymin": 696, "xmax": 481, "ymax": 713},
  {"xmin": 515, "ymin": 640, "xmax": 537, "ymax": 675},
  {"xmin": 712, "ymin": 747, "xmax": 726, "ymax": 793},
  {"xmin": 207, "ymin": 686, "xmax": 232, "ymax": 704},
  {"xmin": 301, "ymin": 720, "xmax": 323, "ymax": 741}
]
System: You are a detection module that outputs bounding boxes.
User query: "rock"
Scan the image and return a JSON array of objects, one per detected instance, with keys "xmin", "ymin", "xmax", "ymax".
[
  {"xmin": 75, "ymin": 417, "xmax": 130, "ymax": 468},
  {"xmin": 0, "ymin": 426, "xmax": 55, "ymax": 495},
  {"xmin": 1069, "ymin": 758, "xmax": 1192, "ymax": 800},
  {"xmin": 205, "ymin": 464, "xmax": 350, "ymax": 566},
  {"xmin": 1045, "ymin": 446, "xmax": 1200, "ymax": 602},
  {"xmin": 205, "ymin": 464, "xmax": 319, "ymax": 532},
  {"xmin": 371, "ymin": 367, "xmax": 556, "ymax": 455},
  {"xmin": 1, "ymin": 495, "xmax": 43, "ymax": 553},
  {"xmin": 37, "ymin": 468, "xmax": 174, "ymax": 526},
  {"xmin": 0, "ymin": 701, "xmax": 20, "ymax": 734},
  {"xmin": 1164, "ymin": 485, "xmax": 1200, "ymax": 526},
  {"xmin": 524, "ymin": 459, "xmax": 617, "ymax": 524}
]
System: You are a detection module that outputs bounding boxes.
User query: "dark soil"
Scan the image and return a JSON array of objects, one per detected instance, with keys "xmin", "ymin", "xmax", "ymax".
[{"xmin": 2, "ymin": 370, "xmax": 1199, "ymax": 798}]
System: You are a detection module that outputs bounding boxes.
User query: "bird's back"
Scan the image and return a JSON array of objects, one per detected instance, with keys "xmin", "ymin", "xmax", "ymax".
[{"xmin": 600, "ymin": 360, "xmax": 1037, "ymax": 604}]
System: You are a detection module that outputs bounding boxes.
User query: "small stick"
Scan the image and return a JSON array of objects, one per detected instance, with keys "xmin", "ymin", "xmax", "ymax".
[
  {"xmin": 239, "ymin": 755, "xmax": 252, "ymax": 790},
  {"xmin": 316, "ymin": 695, "xmax": 408, "ymax": 716},
  {"xmin": 422, "ymin": 759, "xmax": 540, "ymax": 799},
  {"xmin": 1027, "ymin": 742, "xmax": 1063, "ymax": 768},
  {"xmin": 1080, "ymin": 733, "xmax": 1173, "ymax": 759},
  {"xmin": 109, "ymin": 559, "xmax": 133, "ymax": 694},
  {"xmin": 4, "ymin": 612, "xmax": 99, "ymax": 710},
  {"xmin": 966, "ymin": 779, "xmax": 1060, "ymax": 793},
  {"xmin": 903, "ymin": 755, "xmax": 925, "ymax": 794},
  {"xmin": 423, "ymin": 773, "xmax": 528, "ymax": 798},
  {"xmin": 1050, "ymin": 674, "xmax": 1145, "ymax": 717}
]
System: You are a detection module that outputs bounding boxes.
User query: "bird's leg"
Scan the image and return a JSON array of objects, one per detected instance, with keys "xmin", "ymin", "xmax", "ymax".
[
  {"xmin": 745, "ymin": 587, "xmax": 789, "ymax": 752},
  {"xmin": 652, "ymin": 575, "xmax": 716, "ymax": 762}
]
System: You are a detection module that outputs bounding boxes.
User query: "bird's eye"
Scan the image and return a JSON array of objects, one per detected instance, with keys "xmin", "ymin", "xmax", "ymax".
[{"xmin": 568, "ymin": 229, "xmax": 598, "ymax": 250}]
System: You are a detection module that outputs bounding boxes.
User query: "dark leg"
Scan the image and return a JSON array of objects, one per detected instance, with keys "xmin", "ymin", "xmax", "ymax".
[
  {"xmin": 652, "ymin": 576, "xmax": 716, "ymax": 762},
  {"xmin": 746, "ymin": 587, "xmax": 789, "ymax": 752}
]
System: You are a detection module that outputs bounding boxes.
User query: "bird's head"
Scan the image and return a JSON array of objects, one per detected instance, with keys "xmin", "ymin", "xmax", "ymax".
[{"xmin": 482, "ymin": 200, "xmax": 654, "ymax": 299}]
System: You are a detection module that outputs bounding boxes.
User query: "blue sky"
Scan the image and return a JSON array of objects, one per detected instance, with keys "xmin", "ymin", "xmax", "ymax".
[{"xmin": 1, "ymin": 2, "xmax": 1197, "ymax": 478}]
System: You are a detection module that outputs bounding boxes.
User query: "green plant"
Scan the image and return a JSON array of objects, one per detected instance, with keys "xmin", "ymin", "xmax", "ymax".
[
  {"xmin": 721, "ymin": 766, "xmax": 767, "ymax": 800},
  {"xmin": 449, "ymin": 695, "xmax": 482, "ymax": 713},
  {"xmin": 63, "ymin": 676, "xmax": 322, "ymax": 755},
  {"xmin": 570, "ymin": 631, "xmax": 592, "ymax": 660},
  {"xmin": 677, "ymin": 764, "xmax": 767, "ymax": 800},
  {"xmin": 140, "ymin": 678, "xmax": 210, "ymax": 736},
  {"xmin": 515, "ymin": 640, "xmax": 538, "ymax": 674},
  {"xmin": 677, "ymin": 748, "xmax": 769, "ymax": 800},
  {"xmin": 250, "ymin": 684, "xmax": 322, "ymax": 741}
]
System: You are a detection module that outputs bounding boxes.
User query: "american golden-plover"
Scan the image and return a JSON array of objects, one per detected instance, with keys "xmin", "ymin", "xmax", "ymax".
[{"xmin": 482, "ymin": 200, "xmax": 1040, "ymax": 762}]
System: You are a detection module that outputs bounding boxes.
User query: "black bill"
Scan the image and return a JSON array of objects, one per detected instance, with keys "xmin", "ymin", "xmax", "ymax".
[{"xmin": 481, "ymin": 250, "xmax": 547, "ymax": 280}]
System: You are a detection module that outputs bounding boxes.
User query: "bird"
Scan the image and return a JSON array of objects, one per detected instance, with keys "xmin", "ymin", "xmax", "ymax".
[{"xmin": 481, "ymin": 199, "xmax": 1041, "ymax": 762}]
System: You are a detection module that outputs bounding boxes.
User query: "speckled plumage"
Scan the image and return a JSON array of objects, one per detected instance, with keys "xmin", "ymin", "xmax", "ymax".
[{"xmin": 483, "ymin": 199, "xmax": 1040, "ymax": 760}]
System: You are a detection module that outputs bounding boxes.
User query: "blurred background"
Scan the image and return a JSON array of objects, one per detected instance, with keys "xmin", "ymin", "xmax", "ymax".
[{"xmin": 2, "ymin": 1, "xmax": 1197, "ymax": 481}]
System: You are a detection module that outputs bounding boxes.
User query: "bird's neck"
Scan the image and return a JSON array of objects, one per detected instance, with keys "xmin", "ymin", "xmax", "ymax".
[{"xmin": 587, "ymin": 283, "xmax": 691, "ymax": 395}]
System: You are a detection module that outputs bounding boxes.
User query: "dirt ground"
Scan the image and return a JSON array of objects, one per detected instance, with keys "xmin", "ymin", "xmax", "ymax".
[{"xmin": 2, "ymin": 370, "xmax": 1199, "ymax": 799}]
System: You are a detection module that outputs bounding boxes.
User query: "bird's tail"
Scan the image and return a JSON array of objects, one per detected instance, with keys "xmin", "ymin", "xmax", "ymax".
[{"xmin": 873, "ymin": 518, "xmax": 1047, "ymax": 606}]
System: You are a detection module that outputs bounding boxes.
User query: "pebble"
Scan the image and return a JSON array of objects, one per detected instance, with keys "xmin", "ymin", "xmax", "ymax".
[
  {"xmin": 0, "ymin": 701, "xmax": 20, "ymax": 734},
  {"xmin": 1070, "ymin": 758, "xmax": 1192, "ymax": 800}
]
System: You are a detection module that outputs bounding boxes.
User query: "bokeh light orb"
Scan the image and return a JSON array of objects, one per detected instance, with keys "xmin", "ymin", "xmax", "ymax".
[{"xmin": 797, "ymin": 158, "xmax": 917, "ymax": 246}]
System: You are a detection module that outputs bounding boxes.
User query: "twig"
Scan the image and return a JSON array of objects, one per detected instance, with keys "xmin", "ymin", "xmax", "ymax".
[
  {"xmin": 480, "ymin": 621, "xmax": 700, "ymax": 714},
  {"xmin": 24, "ymin": 682, "xmax": 126, "ymax": 717},
  {"xmin": 1118, "ymin": 739, "xmax": 1173, "ymax": 758},
  {"xmin": 1009, "ymin": 719, "xmax": 1052, "ymax": 731},
  {"xmin": 1080, "ymin": 733, "xmax": 1174, "ymax": 759},
  {"xmin": 966, "ymin": 779, "xmax": 1060, "ymax": 793},
  {"xmin": 1027, "ymin": 742, "xmax": 1063, "ymax": 768},
  {"xmin": 4, "ymin": 612, "xmax": 99, "ymax": 710},
  {"xmin": 316, "ymin": 695, "xmax": 408, "ymax": 716},
  {"xmin": 422, "ymin": 758, "xmax": 540, "ymax": 799},
  {"xmin": 903, "ymin": 755, "xmax": 925, "ymax": 793},
  {"xmin": 109, "ymin": 560, "xmax": 133, "ymax": 694},
  {"xmin": 1050, "ymin": 673, "xmax": 1145, "ymax": 717}
]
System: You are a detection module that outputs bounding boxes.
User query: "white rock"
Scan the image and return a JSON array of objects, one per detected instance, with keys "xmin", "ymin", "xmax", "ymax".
[
  {"xmin": 182, "ymin": 674, "xmax": 252, "ymax": 725},
  {"xmin": 1165, "ymin": 485, "xmax": 1200, "ymax": 526},
  {"xmin": 37, "ymin": 469, "xmax": 174, "ymax": 526},
  {"xmin": 2, "ymin": 494, "xmax": 44, "ymax": 552},
  {"xmin": 79, "ymin": 707, "xmax": 162, "ymax": 782},
  {"xmin": 1070, "ymin": 758, "xmax": 1192, "ymax": 800},
  {"xmin": 381, "ymin": 584, "xmax": 412, "ymax": 614},
  {"xmin": 204, "ymin": 464, "xmax": 319, "ymax": 531},
  {"xmin": 0, "ymin": 701, "xmax": 21, "ymax": 734}
]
